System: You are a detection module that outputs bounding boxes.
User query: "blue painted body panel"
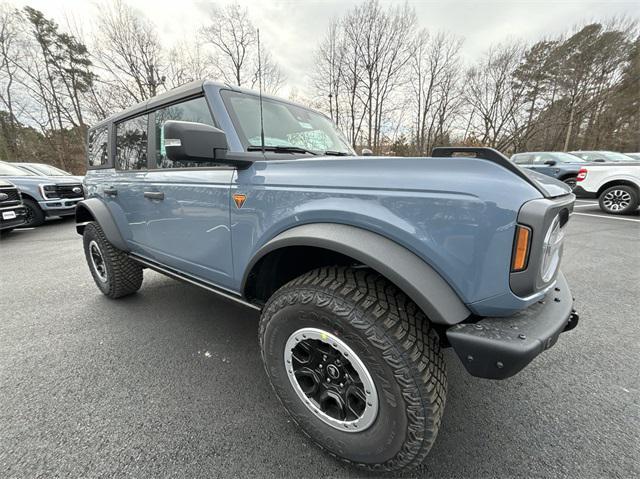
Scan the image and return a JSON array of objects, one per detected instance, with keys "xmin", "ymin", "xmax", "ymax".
[{"xmin": 83, "ymin": 82, "xmax": 569, "ymax": 319}]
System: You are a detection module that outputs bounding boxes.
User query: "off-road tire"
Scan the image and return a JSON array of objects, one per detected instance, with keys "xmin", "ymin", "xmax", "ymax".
[
  {"xmin": 83, "ymin": 221, "xmax": 143, "ymax": 298},
  {"xmin": 259, "ymin": 266, "xmax": 447, "ymax": 472},
  {"xmin": 598, "ymin": 185, "xmax": 639, "ymax": 215},
  {"xmin": 21, "ymin": 198, "xmax": 45, "ymax": 227}
]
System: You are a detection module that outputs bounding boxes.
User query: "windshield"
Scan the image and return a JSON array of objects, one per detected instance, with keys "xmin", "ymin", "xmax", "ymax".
[
  {"xmin": 222, "ymin": 90, "xmax": 354, "ymax": 155},
  {"xmin": 0, "ymin": 162, "xmax": 35, "ymax": 176},
  {"xmin": 26, "ymin": 163, "xmax": 71, "ymax": 176},
  {"xmin": 572, "ymin": 151, "xmax": 636, "ymax": 162},
  {"xmin": 551, "ymin": 152, "xmax": 585, "ymax": 163}
]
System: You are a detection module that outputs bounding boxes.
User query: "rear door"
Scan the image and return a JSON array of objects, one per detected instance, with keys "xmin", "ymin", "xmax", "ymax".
[
  {"xmin": 142, "ymin": 96, "xmax": 234, "ymax": 288},
  {"xmin": 106, "ymin": 114, "xmax": 152, "ymax": 255}
]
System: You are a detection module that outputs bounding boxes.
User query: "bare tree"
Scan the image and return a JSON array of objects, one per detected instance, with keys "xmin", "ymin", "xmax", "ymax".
[
  {"xmin": 0, "ymin": 4, "xmax": 21, "ymax": 158},
  {"xmin": 464, "ymin": 43, "xmax": 526, "ymax": 150},
  {"xmin": 165, "ymin": 39, "xmax": 218, "ymax": 89},
  {"xmin": 410, "ymin": 30, "xmax": 463, "ymax": 154},
  {"xmin": 94, "ymin": 0, "xmax": 165, "ymax": 106},
  {"xmin": 201, "ymin": 2, "xmax": 284, "ymax": 93}
]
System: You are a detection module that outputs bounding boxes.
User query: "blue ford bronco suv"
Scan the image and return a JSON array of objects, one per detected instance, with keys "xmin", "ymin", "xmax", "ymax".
[{"xmin": 76, "ymin": 80, "xmax": 578, "ymax": 472}]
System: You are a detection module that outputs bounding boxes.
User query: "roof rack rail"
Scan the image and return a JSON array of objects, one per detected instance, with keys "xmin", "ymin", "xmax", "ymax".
[{"xmin": 431, "ymin": 147, "xmax": 543, "ymax": 194}]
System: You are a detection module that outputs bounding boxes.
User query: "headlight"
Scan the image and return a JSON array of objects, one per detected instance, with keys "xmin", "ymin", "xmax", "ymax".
[
  {"xmin": 540, "ymin": 214, "xmax": 564, "ymax": 283},
  {"xmin": 39, "ymin": 184, "xmax": 59, "ymax": 199}
]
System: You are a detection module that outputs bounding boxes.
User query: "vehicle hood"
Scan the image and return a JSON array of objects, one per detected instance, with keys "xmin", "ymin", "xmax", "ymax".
[
  {"xmin": 0, "ymin": 175, "xmax": 82, "ymax": 185},
  {"xmin": 520, "ymin": 168, "xmax": 572, "ymax": 197}
]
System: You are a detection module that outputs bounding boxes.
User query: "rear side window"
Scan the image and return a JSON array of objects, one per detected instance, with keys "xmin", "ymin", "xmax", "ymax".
[
  {"xmin": 155, "ymin": 97, "xmax": 216, "ymax": 168},
  {"xmin": 88, "ymin": 126, "xmax": 109, "ymax": 168},
  {"xmin": 513, "ymin": 154, "xmax": 532, "ymax": 165},
  {"xmin": 116, "ymin": 115, "xmax": 148, "ymax": 170}
]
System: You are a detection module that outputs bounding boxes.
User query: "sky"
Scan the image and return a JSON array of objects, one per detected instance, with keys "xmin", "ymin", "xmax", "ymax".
[{"xmin": 10, "ymin": 0, "xmax": 640, "ymax": 96}]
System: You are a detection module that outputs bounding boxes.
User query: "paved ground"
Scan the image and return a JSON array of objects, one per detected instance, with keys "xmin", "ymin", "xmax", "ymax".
[{"xmin": 1, "ymin": 203, "xmax": 639, "ymax": 478}]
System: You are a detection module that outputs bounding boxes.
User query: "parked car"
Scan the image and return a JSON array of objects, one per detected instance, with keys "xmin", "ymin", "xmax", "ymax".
[
  {"xmin": 0, "ymin": 179, "xmax": 27, "ymax": 233},
  {"xmin": 511, "ymin": 151, "xmax": 586, "ymax": 189},
  {"xmin": 623, "ymin": 153, "xmax": 640, "ymax": 161},
  {"xmin": 75, "ymin": 80, "xmax": 578, "ymax": 472},
  {"xmin": 574, "ymin": 162, "xmax": 640, "ymax": 215},
  {"xmin": 11, "ymin": 162, "xmax": 83, "ymax": 182},
  {"xmin": 0, "ymin": 161, "xmax": 85, "ymax": 227},
  {"xmin": 569, "ymin": 151, "xmax": 639, "ymax": 162}
]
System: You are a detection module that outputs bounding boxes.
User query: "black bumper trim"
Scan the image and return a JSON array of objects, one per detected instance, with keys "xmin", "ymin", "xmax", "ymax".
[
  {"xmin": 447, "ymin": 272, "xmax": 577, "ymax": 380},
  {"xmin": 572, "ymin": 185, "xmax": 596, "ymax": 199},
  {"xmin": 0, "ymin": 206, "xmax": 27, "ymax": 230}
]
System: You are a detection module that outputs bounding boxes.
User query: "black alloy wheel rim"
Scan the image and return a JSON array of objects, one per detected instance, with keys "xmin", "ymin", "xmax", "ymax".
[{"xmin": 284, "ymin": 328, "xmax": 378, "ymax": 432}]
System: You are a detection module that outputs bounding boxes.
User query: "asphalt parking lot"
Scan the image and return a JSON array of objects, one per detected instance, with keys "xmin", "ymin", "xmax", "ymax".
[{"xmin": 1, "ymin": 201, "xmax": 639, "ymax": 478}]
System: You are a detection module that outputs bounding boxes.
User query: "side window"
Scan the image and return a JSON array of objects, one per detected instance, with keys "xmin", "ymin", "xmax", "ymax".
[
  {"xmin": 513, "ymin": 154, "xmax": 531, "ymax": 165},
  {"xmin": 531, "ymin": 154, "xmax": 547, "ymax": 165},
  {"xmin": 155, "ymin": 97, "xmax": 216, "ymax": 168},
  {"xmin": 116, "ymin": 115, "xmax": 148, "ymax": 170},
  {"xmin": 87, "ymin": 126, "xmax": 109, "ymax": 168}
]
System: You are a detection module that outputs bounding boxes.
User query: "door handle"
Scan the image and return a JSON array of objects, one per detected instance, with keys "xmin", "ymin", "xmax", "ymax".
[
  {"xmin": 104, "ymin": 187, "xmax": 117, "ymax": 196},
  {"xmin": 144, "ymin": 191, "xmax": 164, "ymax": 201}
]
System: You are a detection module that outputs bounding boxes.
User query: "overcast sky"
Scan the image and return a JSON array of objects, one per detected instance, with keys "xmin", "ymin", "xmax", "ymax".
[{"xmin": 11, "ymin": 0, "xmax": 640, "ymax": 96}]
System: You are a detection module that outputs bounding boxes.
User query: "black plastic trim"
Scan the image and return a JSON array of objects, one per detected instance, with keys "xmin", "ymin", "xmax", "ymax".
[
  {"xmin": 242, "ymin": 223, "xmax": 471, "ymax": 325},
  {"xmin": 447, "ymin": 271, "xmax": 576, "ymax": 379},
  {"xmin": 129, "ymin": 253, "xmax": 261, "ymax": 310},
  {"xmin": 572, "ymin": 186, "xmax": 596, "ymax": 199},
  {"xmin": 510, "ymin": 194, "xmax": 574, "ymax": 297},
  {"xmin": 431, "ymin": 147, "xmax": 548, "ymax": 196},
  {"xmin": 74, "ymin": 198, "xmax": 128, "ymax": 251}
]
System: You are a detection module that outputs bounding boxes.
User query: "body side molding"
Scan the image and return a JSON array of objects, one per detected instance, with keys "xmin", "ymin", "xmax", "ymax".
[
  {"xmin": 242, "ymin": 223, "xmax": 471, "ymax": 325},
  {"xmin": 75, "ymin": 198, "xmax": 129, "ymax": 252}
]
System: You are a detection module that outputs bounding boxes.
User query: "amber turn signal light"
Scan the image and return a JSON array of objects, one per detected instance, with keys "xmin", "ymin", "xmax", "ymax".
[{"xmin": 512, "ymin": 225, "xmax": 531, "ymax": 272}]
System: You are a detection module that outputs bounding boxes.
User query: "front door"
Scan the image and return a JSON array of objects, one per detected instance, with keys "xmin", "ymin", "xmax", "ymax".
[{"xmin": 138, "ymin": 96, "xmax": 235, "ymax": 288}]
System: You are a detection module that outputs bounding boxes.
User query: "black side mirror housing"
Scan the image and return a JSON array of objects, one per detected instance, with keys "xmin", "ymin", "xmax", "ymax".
[
  {"xmin": 544, "ymin": 159, "xmax": 557, "ymax": 166},
  {"xmin": 162, "ymin": 121, "xmax": 252, "ymax": 169},
  {"xmin": 594, "ymin": 158, "xmax": 606, "ymax": 162}
]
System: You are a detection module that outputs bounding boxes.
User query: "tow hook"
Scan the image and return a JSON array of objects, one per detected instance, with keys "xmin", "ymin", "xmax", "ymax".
[{"xmin": 564, "ymin": 309, "xmax": 579, "ymax": 332}]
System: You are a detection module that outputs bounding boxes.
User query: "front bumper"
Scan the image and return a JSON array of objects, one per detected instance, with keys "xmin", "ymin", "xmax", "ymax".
[
  {"xmin": 39, "ymin": 197, "xmax": 83, "ymax": 217},
  {"xmin": 0, "ymin": 205, "xmax": 27, "ymax": 230},
  {"xmin": 447, "ymin": 271, "xmax": 577, "ymax": 379}
]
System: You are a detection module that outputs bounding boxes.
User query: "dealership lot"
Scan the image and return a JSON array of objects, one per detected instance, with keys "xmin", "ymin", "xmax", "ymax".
[{"xmin": 1, "ymin": 210, "xmax": 638, "ymax": 478}]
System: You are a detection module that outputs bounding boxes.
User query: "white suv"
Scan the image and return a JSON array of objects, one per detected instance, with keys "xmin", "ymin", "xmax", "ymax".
[{"xmin": 575, "ymin": 162, "xmax": 640, "ymax": 215}]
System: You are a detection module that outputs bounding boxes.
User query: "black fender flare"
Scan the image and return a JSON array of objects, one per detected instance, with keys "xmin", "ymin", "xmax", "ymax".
[
  {"xmin": 75, "ymin": 198, "xmax": 129, "ymax": 252},
  {"xmin": 241, "ymin": 223, "xmax": 471, "ymax": 325}
]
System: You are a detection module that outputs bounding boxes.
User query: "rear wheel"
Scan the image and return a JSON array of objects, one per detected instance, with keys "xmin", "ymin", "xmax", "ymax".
[
  {"xmin": 598, "ymin": 185, "xmax": 639, "ymax": 215},
  {"xmin": 21, "ymin": 198, "xmax": 45, "ymax": 227},
  {"xmin": 562, "ymin": 177, "xmax": 577, "ymax": 190},
  {"xmin": 259, "ymin": 266, "xmax": 447, "ymax": 472},
  {"xmin": 83, "ymin": 221, "xmax": 143, "ymax": 298}
]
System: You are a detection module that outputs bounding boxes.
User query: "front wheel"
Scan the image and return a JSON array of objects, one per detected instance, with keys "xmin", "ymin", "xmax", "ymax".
[
  {"xmin": 259, "ymin": 266, "xmax": 447, "ymax": 472},
  {"xmin": 598, "ymin": 185, "xmax": 639, "ymax": 215},
  {"xmin": 21, "ymin": 198, "xmax": 45, "ymax": 227}
]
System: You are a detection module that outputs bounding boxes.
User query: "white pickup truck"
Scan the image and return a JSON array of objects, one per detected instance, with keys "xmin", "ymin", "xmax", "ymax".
[{"xmin": 574, "ymin": 162, "xmax": 640, "ymax": 214}]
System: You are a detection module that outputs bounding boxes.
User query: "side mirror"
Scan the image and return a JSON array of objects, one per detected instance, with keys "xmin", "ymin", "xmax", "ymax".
[
  {"xmin": 594, "ymin": 158, "xmax": 606, "ymax": 162},
  {"xmin": 163, "ymin": 120, "xmax": 228, "ymax": 163},
  {"xmin": 544, "ymin": 159, "xmax": 557, "ymax": 166},
  {"xmin": 361, "ymin": 148, "xmax": 373, "ymax": 156},
  {"xmin": 162, "ymin": 121, "xmax": 252, "ymax": 169}
]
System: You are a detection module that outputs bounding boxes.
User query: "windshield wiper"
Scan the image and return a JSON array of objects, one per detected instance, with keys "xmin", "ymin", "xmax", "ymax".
[
  {"xmin": 247, "ymin": 145, "xmax": 317, "ymax": 155},
  {"xmin": 323, "ymin": 150, "xmax": 350, "ymax": 156}
]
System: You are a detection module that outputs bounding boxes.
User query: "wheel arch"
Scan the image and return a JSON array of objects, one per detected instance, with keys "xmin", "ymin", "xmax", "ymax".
[
  {"xmin": 242, "ymin": 223, "xmax": 471, "ymax": 325},
  {"xmin": 596, "ymin": 179, "xmax": 640, "ymax": 197},
  {"xmin": 75, "ymin": 198, "xmax": 129, "ymax": 251}
]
